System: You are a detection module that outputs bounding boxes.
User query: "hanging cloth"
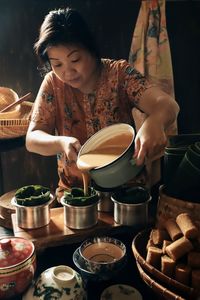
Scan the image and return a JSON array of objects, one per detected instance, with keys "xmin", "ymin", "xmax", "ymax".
[{"xmin": 129, "ymin": 0, "xmax": 177, "ymax": 186}]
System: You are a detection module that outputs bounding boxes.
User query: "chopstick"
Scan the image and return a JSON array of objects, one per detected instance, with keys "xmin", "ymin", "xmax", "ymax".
[{"xmin": 0, "ymin": 92, "xmax": 32, "ymax": 113}]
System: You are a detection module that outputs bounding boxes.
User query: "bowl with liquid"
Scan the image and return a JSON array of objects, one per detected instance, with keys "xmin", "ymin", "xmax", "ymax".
[
  {"xmin": 73, "ymin": 246, "xmax": 127, "ymax": 282},
  {"xmin": 79, "ymin": 236, "xmax": 127, "ymax": 274},
  {"xmin": 77, "ymin": 123, "xmax": 144, "ymax": 189}
]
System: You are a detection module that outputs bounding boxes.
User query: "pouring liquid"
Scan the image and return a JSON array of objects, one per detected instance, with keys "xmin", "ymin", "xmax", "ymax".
[{"xmin": 77, "ymin": 133, "xmax": 133, "ymax": 196}]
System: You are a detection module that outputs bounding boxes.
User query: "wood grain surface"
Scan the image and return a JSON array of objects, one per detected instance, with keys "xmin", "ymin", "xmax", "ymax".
[{"xmin": 12, "ymin": 208, "xmax": 125, "ymax": 251}]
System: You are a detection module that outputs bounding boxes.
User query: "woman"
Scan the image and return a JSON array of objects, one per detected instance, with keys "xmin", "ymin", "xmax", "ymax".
[{"xmin": 26, "ymin": 7, "xmax": 179, "ymax": 199}]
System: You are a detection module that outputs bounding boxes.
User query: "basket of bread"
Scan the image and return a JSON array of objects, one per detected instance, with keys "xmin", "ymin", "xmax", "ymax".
[
  {"xmin": 0, "ymin": 87, "xmax": 33, "ymax": 139},
  {"xmin": 132, "ymin": 208, "xmax": 200, "ymax": 300}
]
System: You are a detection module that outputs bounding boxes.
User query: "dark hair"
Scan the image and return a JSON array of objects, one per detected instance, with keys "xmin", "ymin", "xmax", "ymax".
[{"xmin": 34, "ymin": 7, "xmax": 100, "ymax": 73}]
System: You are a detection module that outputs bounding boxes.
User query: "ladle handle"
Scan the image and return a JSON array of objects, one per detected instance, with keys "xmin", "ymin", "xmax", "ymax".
[{"xmin": 0, "ymin": 92, "xmax": 32, "ymax": 113}]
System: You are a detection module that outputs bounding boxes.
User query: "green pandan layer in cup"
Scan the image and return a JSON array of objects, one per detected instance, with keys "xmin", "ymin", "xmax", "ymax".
[{"xmin": 15, "ymin": 185, "xmax": 51, "ymax": 206}]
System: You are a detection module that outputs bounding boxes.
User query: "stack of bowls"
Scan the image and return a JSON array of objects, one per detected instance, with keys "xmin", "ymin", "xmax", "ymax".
[
  {"xmin": 166, "ymin": 142, "xmax": 200, "ymax": 201},
  {"xmin": 73, "ymin": 236, "xmax": 127, "ymax": 282},
  {"xmin": 163, "ymin": 146, "xmax": 188, "ymax": 186}
]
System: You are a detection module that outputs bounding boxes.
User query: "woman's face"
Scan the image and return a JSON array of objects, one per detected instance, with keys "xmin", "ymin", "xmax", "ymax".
[{"xmin": 47, "ymin": 44, "xmax": 98, "ymax": 93}]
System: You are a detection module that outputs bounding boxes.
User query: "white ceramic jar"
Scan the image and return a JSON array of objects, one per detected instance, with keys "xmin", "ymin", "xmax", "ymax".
[{"xmin": 23, "ymin": 265, "xmax": 87, "ymax": 300}]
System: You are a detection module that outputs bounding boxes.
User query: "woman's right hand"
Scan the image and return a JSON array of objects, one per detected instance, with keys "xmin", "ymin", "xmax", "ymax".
[{"xmin": 60, "ymin": 136, "xmax": 82, "ymax": 162}]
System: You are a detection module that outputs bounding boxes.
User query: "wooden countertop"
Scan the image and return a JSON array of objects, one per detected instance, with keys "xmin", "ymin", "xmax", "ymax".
[{"xmin": 12, "ymin": 207, "xmax": 126, "ymax": 251}]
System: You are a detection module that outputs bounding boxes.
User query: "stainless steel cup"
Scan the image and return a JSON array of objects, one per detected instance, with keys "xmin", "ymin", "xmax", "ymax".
[
  {"xmin": 11, "ymin": 195, "xmax": 54, "ymax": 229},
  {"xmin": 111, "ymin": 195, "xmax": 151, "ymax": 228},
  {"xmin": 61, "ymin": 198, "xmax": 99, "ymax": 229}
]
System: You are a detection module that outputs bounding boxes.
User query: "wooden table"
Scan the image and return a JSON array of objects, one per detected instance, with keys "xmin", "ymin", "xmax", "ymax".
[{"xmin": 12, "ymin": 207, "xmax": 128, "ymax": 251}]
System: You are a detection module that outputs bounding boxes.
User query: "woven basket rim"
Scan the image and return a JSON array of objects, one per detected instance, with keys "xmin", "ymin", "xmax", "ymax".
[
  {"xmin": 136, "ymin": 261, "xmax": 185, "ymax": 300},
  {"xmin": 0, "ymin": 101, "xmax": 32, "ymax": 138},
  {"xmin": 0, "ymin": 101, "xmax": 33, "ymax": 120},
  {"xmin": 132, "ymin": 229, "xmax": 194, "ymax": 297}
]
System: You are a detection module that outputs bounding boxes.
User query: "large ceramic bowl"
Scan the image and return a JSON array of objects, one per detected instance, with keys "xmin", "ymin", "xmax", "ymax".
[
  {"xmin": 79, "ymin": 236, "xmax": 127, "ymax": 274},
  {"xmin": 23, "ymin": 265, "xmax": 87, "ymax": 300},
  {"xmin": 0, "ymin": 236, "xmax": 36, "ymax": 299},
  {"xmin": 73, "ymin": 247, "xmax": 127, "ymax": 282}
]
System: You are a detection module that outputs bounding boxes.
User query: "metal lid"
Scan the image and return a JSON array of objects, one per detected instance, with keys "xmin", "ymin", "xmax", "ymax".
[{"xmin": 0, "ymin": 237, "xmax": 34, "ymax": 268}]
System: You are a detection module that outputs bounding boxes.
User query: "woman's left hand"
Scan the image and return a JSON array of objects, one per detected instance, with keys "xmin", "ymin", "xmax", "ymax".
[{"xmin": 134, "ymin": 115, "xmax": 167, "ymax": 165}]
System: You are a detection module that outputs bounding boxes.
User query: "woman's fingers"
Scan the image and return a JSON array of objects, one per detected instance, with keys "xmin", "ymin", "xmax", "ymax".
[{"xmin": 63, "ymin": 137, "xmax": 81, "ymax": 162}]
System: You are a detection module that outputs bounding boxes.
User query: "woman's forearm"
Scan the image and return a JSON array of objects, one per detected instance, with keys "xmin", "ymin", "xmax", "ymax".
[
  {"xmin": 26, "ymin": 130, "xmax": 63, "ymax": 156},
  {"xmin": 139, "ymin": 86, "xmax": 180, "ymax": 129},
  {"xmin": 148, "ymin": 95, "xmax": 179, "ymax": 130}
]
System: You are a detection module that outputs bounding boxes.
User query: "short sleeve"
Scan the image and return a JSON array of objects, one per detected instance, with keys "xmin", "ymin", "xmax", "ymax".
[
  {"xmin": 31, "ymin": 72, "xmax": 56, "ymax": 127},
  {"xmin": 118, "ymin": 60, "xmax": 153, "ymax": 107}
]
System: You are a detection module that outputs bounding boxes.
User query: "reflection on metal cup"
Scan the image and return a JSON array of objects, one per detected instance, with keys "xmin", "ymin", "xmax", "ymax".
[{"xmin": 11, "ymin": 195, "xmax": 54, "ymax": 229}]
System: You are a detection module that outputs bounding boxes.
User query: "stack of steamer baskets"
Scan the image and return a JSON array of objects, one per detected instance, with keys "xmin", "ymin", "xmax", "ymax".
[{"xmin": 0, "ymin": 87, "xmax": 32, "ymax": 139}]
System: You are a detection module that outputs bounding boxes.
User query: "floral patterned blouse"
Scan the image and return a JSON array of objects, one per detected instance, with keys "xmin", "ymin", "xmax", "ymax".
[{"xmin": 31, "ymin": 59, "xmax": 152, "ymax": 196}]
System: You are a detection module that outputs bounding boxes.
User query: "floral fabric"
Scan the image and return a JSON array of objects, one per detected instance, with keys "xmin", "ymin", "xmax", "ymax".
[
  {"xmin": 128, "ymin": 0, "xmax": 178, "ymax": 185},
  {"xmin": 129, "ymin": 0, "xmax": 177, "ymax": 135},
  {"xmin": 31, "ymin": 59, "xmax": 152, "ymax": 194}
]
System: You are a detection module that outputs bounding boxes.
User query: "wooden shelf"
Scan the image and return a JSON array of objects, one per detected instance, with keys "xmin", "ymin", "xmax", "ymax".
[{"xmin": 12, "ymin": 207, "xmax": 125, "ymax": 251}]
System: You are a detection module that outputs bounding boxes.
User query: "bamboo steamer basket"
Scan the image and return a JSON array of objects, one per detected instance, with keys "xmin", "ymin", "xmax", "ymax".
[
  {"xmin": 0, "ymin": 87, "xmax": 33, "ymax": 139},
  {"xmin": 156, "ymin": 185, "xmax": 200, "ymax": 229}
]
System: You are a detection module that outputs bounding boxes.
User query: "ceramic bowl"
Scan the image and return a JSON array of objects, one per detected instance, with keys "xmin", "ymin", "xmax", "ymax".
[
  {"xmin": 23, "ymin": 265, "xmax": 87, "ymax": 300},
  {"xmin": 0, "ymin": 236, "xmax": 36, "ymax": 299},
  {"xmin": 73, "ymin": 247, "xmax": 127, "ymax": 282},
  {"xmin": 79, "ymin": 236, "xmax": 127, "ymax": 274},
  {"xmin": 100, "ymin": 284, "xmax": 143, "ymax": 300}
]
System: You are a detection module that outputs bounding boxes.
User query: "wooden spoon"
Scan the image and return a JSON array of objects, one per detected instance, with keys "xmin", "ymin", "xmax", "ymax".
[{"xmin": 0, "ymin": 92, "xmax": 32, "ymax": 113}]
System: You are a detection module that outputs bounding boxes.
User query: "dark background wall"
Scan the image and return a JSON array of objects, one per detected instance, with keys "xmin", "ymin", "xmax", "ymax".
[{"xmin": 0, "ymin": 0, "xmax": 200, "ymax": 193}]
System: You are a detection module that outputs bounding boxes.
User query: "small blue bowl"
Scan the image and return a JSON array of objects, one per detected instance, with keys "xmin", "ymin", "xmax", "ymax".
[
  {"xmin": 79, "ymin": 236, "xmax": 127, "ymax": 274},
  {"xmin": 73, "ymin": 247, "xmax": 127, "ymax": 282}
]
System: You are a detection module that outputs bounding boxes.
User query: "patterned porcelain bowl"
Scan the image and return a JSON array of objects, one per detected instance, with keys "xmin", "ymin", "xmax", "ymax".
[
  {"xmin": 100, "ymin": 284, "xmax": 143, "ymax": 300},
  {"xmin": 23, "ymin": 265, "xmax": 87, "ymax": 300},
  {"xmin": 73, "ymin": 247, "xmax": 127, "ymax": 282},
  {"xmin": 0, "ymin": 236, "xmax": 36, "ymax": 299},
  {"xmin": 79, "ymin": 236, "xmax": 127, "ymax": 274}
]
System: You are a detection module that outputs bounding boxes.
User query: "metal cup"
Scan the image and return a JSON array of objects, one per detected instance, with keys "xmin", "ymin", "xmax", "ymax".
[
  {"xmin": 11, "ymin": 195, "xmax": 54, "ymax": 229},
  {"xmin": 111, "ymin": 194, "xmax": 151, "ymax": 228},
  {"xmin": 61, "ymin": 198, "xmax": 99, "ymax": 229}
]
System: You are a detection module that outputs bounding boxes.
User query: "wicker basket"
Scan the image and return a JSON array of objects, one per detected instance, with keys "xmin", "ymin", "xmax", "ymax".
[
  {"xmin": 0, "ymin": 87, "xmax": 20, "ymax": 119},
  {"xmin": 156, "ymin": 185, "xmax": 200, "ymax": 228},
  {"xmin": 136, "ymin": 261, "xmax": 185, "ymax": 300},
  {"xmin": 0, "ymin": 101, "xmax": 33, "ymax": 139},
  {"xmin": 132, "ymin": 229, "xmax": 196, "ymax": 299}
]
